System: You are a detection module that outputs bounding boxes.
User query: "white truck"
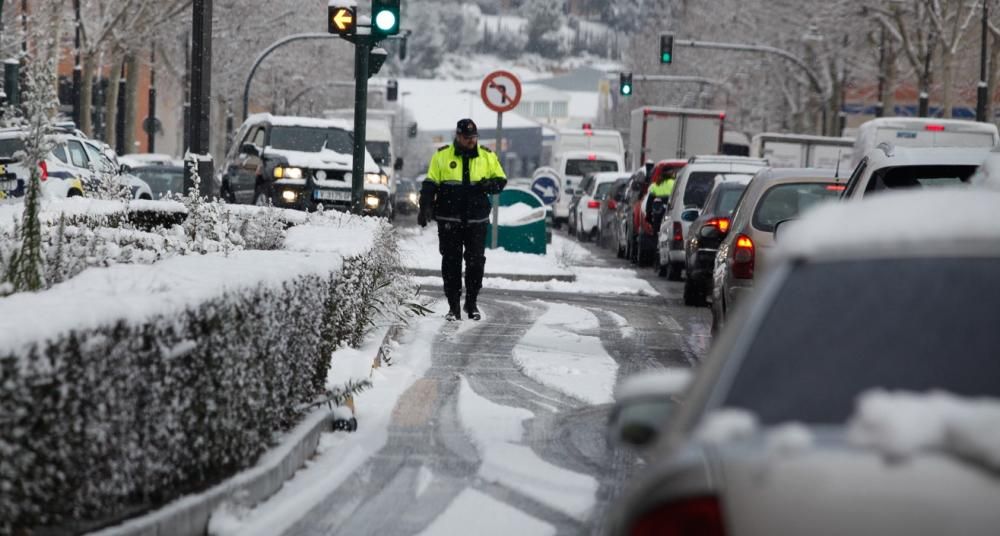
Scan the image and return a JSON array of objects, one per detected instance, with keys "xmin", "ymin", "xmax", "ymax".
[
  {"xmin": 549, "ymin": 127, "xmax": 625, "ymax": 227},
  {"xmin": 751, "ymin": 133, "xmax": 855, "ymax": 171},
  {"xmin": 628, "ymin": 107, "xmax": 726, "ymax": 169},
  {"xmin": 851, "ymin": 117, "xmax": 999, "ymax": 169}
]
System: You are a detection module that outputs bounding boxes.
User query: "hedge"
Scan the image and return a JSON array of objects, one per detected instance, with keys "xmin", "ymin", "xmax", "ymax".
[{"xmin": 0, "ymin": 224, "xmax": 409, "ymax": 535}]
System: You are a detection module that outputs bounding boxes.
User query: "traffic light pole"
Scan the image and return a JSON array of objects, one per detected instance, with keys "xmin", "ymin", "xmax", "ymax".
[{"xmin": 351, "ymin": 34, "xmax": 371, "ymax": 216}]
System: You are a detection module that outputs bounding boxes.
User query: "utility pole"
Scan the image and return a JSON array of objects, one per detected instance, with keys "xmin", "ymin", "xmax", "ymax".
[
  {"xmin": 876, "ymin": 26, "xmax": 886, "ymax": 118},
  {"xmin": 115, "ymin": 61, "xmax": 126, "ymax": 155},
  {"xmin": 919, "ymin": 34, "xmax": 933, "ymax": 118},
  {"xmin": 977, "ymin": 0, "xmax": 989, "ymax": 123},
  {"xmin": 188, "ymin": 0, "xmax": 213, "ymax": 196},
  {"xmin": 351, "ymin": 37, "xmax": 371, "ymax": 215},
  {"xmin": 72, "ymin": 0, "xmax": 81, "ymax": 127},
  {"xmin": 182, "ymin": 33, "xmax": 190, "ymax": 155},
  {"xmin": 148, "ymin": 45, "xmax": 157, "ymax": 153}
]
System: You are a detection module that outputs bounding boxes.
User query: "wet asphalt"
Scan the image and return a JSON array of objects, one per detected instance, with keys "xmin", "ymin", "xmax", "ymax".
[{"xmin": 283, "ymin": 223, "xmax": 712, "ymax": 535}]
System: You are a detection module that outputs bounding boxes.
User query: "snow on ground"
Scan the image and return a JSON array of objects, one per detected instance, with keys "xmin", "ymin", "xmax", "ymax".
[
  {"xmin": 848, "ymin": 389, "xmax": 1000, "ymax": 471},
  {"xmin": 457, "ymin": 377, "xmax": 598, "ymax": 523},
  {"xmin": 511, "ymin": 303, "xmax": 619, "ymax": 405},
  {"xmin": 605, "ymin": 311, "xmax": 635, "ymax": 338},
  {"xmin": 208, "ymin": 306, "xmax": 447, "ymax": 536},
  {"xmin": 417, "ymin": 489, "xmax": 555, "ymax": 536},
  {"xmin": 414, "ymin": 266, "xmax": 657, "ymax": 297}
]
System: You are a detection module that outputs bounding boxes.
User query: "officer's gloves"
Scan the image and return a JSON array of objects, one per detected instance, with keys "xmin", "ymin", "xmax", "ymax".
[
  {"xmin": 480, "ymin": 178, "xmax": 507, "ymax": 196},
  {"xmin": 418, "ymin": 204, "xmax": 434, "ymax": 228}
]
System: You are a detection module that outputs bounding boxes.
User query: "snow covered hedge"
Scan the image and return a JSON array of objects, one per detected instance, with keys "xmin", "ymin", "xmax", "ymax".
[{"xmin": 0, "ymin": 204, "xmax": 413, "ymax": 533}]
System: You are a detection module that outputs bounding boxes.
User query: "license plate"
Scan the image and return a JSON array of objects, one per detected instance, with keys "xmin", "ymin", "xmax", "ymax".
[{"xmin": 314, "ymin": 189, "xmax": 351, "ymax": 202}]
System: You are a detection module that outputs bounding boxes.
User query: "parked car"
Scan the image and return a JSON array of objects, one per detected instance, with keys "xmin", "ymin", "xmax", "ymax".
[
  {"xmin": 608, "ymin": 189, "xmax": 1000, "ymax": 536},
  {"xmin": 221, "ymin": 114, "xmax": 387, "ymax": 216},
  {"xmin": 571, "ymin": 171, "xmax": 624, "ymax": 242},
  {"xmin": 659, "ymin": 156, "xmax": 768, "ymax": 280},
  {"xmin": 842, "ymin": 144, "xmax": 989, "ymax": 201},
  {"xmin": 119, "ymin": 153, "xmax": 183, "ymax": 169},
  {"xmin": 711, "ymin": 168, "xmax": 844, "ymax": 334},
  {"xmin": 619, "ymin": 168, "xmax": 649, "ymax": 261},
  {"xmin": 678, "ymin": 175, "xmax": 753, "ymax": 305},
  {"xmin": 626, "ymin": 160, "xmax": 688, "ymax": 265},
  {"xmin": 599, "ymin": 177, "xmax": 629, "ymax": 249},
  {"xmin": 394, "ymin": 177, "xmax": 419, "ymax": 215},
  {"xmin": 130, "ymin": 165, "xmax": 188, "ymax": 199}
]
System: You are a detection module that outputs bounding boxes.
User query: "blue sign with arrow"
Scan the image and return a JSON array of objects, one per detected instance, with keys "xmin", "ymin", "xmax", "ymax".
[{"xmin": 531, "ymin": 176, "xmax": 559, "ymax": 205}]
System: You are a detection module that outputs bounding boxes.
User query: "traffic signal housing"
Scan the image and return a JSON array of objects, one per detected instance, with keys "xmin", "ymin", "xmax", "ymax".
[
  {"xmin": 386, "ymin": 79, "xmax": 399, "ymax": 102},
  {"xmin": 660, "ymin": 34, "xmax": 674, "ymax": 64},
  {"xmin": 372, "ymin": 0, "xmax": 401, "ymax": 38},
  {"xmin": 328, "ymin": 5, "xmax": 356, "ymax": 36},
  {"xmin": 620, "ymin": 73, "xmax": 633, "ymax": 97}
]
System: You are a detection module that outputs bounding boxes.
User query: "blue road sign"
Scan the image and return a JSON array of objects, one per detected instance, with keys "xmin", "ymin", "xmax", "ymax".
[{"xmin": 531, "ymin": 176, "xmax": 559, "ymax": 205}]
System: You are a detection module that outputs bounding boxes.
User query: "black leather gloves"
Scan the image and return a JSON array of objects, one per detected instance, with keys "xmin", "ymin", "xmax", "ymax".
[
  {"xmin": 418, "ymin": 204, "xmax": 433, "ymax": 227},
  {"xmin": 481, "ymin": 177, "xmax": 507, "ymax": 196}
]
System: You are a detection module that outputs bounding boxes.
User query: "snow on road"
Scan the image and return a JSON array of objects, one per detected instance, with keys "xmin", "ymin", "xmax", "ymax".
[
  {"xmin": 417, "ymin": 489, "xmax": 556, "ymax": 536},
  {"xmin": 512, "ymin": 303, "xmax": 619, "ymax": 406},
  {"xmin": 457, "ymin": 377, "xmax": 598, "ymax": 523}
]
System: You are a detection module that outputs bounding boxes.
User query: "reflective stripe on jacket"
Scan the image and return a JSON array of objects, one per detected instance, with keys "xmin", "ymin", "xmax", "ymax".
[{"xmin": 421, "ymin": 144, "xmax": 507, "ymax": 224}]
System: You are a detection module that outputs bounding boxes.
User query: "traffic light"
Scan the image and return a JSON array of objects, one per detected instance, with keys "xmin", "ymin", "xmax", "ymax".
[
  {"xmin": 660, "ymin": 34, "xmax": 674, "ymax": 64},
  {"xmin": 372, "ymin": 0, "xmax": 401, "ymax": 38},
  {"xmin": 386, "ymin": 79, "xmax": 399, "ymax": 102},
  {"xmin": 369, "ymin": 48, "xmax": 389, "ymax": 79},
  {"xmin": 328, "ymin": 5, "xmax": 356, "ymax": 36},
  {"xmin": 619, "ymin": 73, "xmax": 633, "ymax": 96}
]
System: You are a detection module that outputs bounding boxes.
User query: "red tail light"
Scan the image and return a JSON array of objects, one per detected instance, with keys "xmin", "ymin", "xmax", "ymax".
[
  {"xmin": 588, "ymin": 153, "xmax": 598, "ymax": 161},
  {"xmin": 608, "ymin": 200, "xmax": 618, "ymax": 210},
  {"xmin": 38, "ymin": 161, "xmax": 48, "ymax": 182},
  {"xmin": 672, "ymin": 222, "xmax": 683, "ymax": 243},
  {"xmin": 733, "ymin": 234, "xmax": 755, "ymax": 279},
  {"xmin": 706, "ymin": 217, "xmax": 731, "ymax": 234},
  {"xmin": 587, "ymin": 200, "xmax": 601, "ymax": 209},
  {"xmin": 925, "ymin": 124, "xmax": 945, "ymax": 132},
  {"xmin": 630, "ymin": 496, "xmax": 726, "ymax": 536},
  {"xmin": 825, "ymin": 184, "xmax": 846, "ymax": 192}
]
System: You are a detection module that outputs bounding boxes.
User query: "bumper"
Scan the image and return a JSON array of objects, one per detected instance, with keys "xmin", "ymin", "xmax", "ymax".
[
  {"xmin": 271, "ymin": 184, "xmax": 391, "ymax": 216},
  {"xmin": 687, "ymin": 249, "xmax": 718, "ymax": 284},
  {"xmin": 580, "ymin": 210, "xmax": 600, "ymax": 233}
]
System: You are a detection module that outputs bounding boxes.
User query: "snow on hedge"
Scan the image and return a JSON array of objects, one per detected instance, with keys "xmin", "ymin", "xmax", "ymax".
[{"xmin": 0, "ymin": 200, "xmax": 415, "ymax": 533}]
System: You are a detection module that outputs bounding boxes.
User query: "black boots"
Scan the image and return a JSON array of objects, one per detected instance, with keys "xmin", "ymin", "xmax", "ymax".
[
  {"xmin": 464, "ymin": 296, "xmax": 481, "ymax": 321},
  {"xmin": 446, "ymin": 297, "xmax": 462, "ymax": 322}
]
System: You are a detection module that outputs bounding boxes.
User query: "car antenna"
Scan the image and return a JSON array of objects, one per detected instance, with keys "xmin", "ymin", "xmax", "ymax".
[{"xmin": 834, "ymin": 149, "xmax": 843, "ymax": 180}]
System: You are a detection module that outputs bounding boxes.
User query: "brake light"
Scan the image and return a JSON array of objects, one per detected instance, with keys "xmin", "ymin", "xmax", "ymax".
[
  {"xmin": 608, "ymin": 200, "xmax": 618, "ymax": 210},
  {"xmin": 588, "ymin": 153, "xmax": 597, "ymax": 161},
  {"xmin": 582, "ymin": 123, "xmax": 593, "ymax": 130},
  {"xmin": 706, "ymin": 217, "xmax": 731, "ymax": 234},
  {"xmin": 733, "ymin": 234, "xmax": 754, "ymax": 279},
  {"xmin": 38, "ymin": 161, "xmax": 48, "ymax": 182},
  {"xmin": 672, "ymin": 222, "xmax": 683, "ymax": 243},
  {"xmin": 825, "ymin": 184, "xmax": 846, "ymax": 192},
  {"xmin": 630, "ymin": 496, "xmax": 726, "ymax": 536},
  {"xmin": 925, "ymin": 124, "xmax": 945, "ymax": 132},
  {"xmin": 587, "ymin": 200, "xmax": 601, "ymax": 209},
  {"xmin": 719, "ymin": 113, "xmax": 727, "ymax": 120}
]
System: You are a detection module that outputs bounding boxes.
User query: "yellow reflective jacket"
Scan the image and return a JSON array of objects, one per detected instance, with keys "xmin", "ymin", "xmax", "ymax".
[
  {"xmin": 650, "ymin": 178, "xmax": 675, "ymax": 198},
  {"xmin": 422, "ymin": 144, "xmax": 507, "ymax": 223}
]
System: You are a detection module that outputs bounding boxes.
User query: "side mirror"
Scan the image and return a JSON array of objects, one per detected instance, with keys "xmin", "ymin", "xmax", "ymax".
[
  {"xmin": 119, "ymin": 163, "xmax": 131, "ymax": 175},
  {"xmin": 681, "ymin": 208, "xmax": 700, "ymax": 223},
  {"xmin": 773, "ymin": 218, "xmax": 797, "ymax": 242},
  {"xmin": 241, "ymin": 143, "xmax": 260, "ymax": 157},
  {"xmin": 393, "ymin": 157, "xmax": 404, "ymax": 171},
  {"xmin": 699, "ymin": 224, "xmax": 724, "ymax": 240},
  {"xmin": 609, "ymin": 369, "xmax": 692, "ymax": 449}
]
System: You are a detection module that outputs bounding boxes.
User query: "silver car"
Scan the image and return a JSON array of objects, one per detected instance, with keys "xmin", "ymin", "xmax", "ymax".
[
  {"xmin": 711, "ymin": 168, "xmax": 844, "ymax": 334},
  {"xmin": 608, "ymin": 189, "xmax": 1000, "ymax": 536}
]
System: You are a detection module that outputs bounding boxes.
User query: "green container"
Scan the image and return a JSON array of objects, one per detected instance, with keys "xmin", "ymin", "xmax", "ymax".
[{"xmin": 486, "ymin": 188, "xmax": 548, "ymax": 255}]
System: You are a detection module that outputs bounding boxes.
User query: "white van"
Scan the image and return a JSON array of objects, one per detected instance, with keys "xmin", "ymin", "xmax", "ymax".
[
  {"xmin": 550, "ymin": 150, "xmax": 624, "ymax": 227},
  {"xmin": 752, "ymin": 133, "xmax": 854, "ymax": 171},
  {"xmin": 552, "ymin": 126, "xmax": 625, "ymax": 157},
  {"xmin": 852, "ymin": 118, "xmax": 998, "ymax": 169}
]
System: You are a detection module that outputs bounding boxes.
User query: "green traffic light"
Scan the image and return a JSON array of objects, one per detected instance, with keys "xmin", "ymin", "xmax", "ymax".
[
  {"xmin": 374, "ymin": 10, "xmax": 398, "ymax": 32},
  {"xmin": 622, "ymin": 85, "xmax": 632, "ymax": 96},
  {"xmin": 661, "ymin": 53, "xmax": 672, "ymax": 63}
]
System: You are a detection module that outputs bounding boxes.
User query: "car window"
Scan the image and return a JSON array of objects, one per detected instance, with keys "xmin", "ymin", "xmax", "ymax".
[
  {"xmin": 51, "ymin": 144, "xmax": 69, "ymax": 164},
  {"xmin": 719, "ymin": 257, "xmax": 1000, "ymax": 425},
  {"xmin": 66, "ymin": 140, "xmax": 90, "ymax": 168},
  {"xmin": 252, "ymin": 128, "xmax": 266, "ymax": 148},
  {"xmin": 82, "ymin": 142, "xmax": 115, "ymax": 173},
  {"xmin": 717, "ymin": 186, "xmax": 747, "ymax": 214},
  {"xmin": 752, "ymin": 182, "xmax": 842, "ymax": 232},
  {"xmin": 268, "ymin": 126, "xmax": 353, "ymax": 154},
  {"xmin": 595, "ymin": 182, "xmax": 614, "ymax": 200},
  {"xmin": 866, "ymin": 165, "xmax": 978, "ymax": 193},
  {"xmin": 683, "ymin": 171, "xmax": 720, "ymax": 208},
  {"xmin": 0, "ymin": 137, "xmax": 26, "ymax": 159},
  {"xmin": 133, "ymin": 168, "xmax": 185, "ymax": 199},
  {"xmin": 565, "ymin": 159, "xmax": 618, "ymax": 176},
  {"xmin": 366, "ymin": 141, "xmax": 391, "ymax": 166}
]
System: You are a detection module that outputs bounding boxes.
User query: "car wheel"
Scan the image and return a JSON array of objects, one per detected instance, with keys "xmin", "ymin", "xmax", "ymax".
[
  {"xmin": 666, "ymin": 261, "xmax": 683, "ymax": 281},
  {"xmin": 711, "ymin": 297, "xmax": 725, "ymax": 336},
  {"xmin": 577, "ymin": 220, "xmax": 588, "ymax": 242},
  {"xmin": 654, "ymin": 249, "xmax": 667, "ymax": 277}
]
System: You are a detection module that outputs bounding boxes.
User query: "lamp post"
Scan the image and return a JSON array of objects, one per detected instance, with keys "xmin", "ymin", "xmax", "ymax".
[
  {"xmin": 72, "ymin": 0, "xmax": 81, "ymax": 127},
  {"xmin": 977, "ymin": 0, "xmax": 989, "ymax": 122}
]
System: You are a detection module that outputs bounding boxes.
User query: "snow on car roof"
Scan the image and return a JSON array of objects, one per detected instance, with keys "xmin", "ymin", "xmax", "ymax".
[
  {"xmin": 971, "ymin": 148, "xmax": 1000, "ymax": 191},
  {"xmin": 778, "ymin": 189, "xmax": 1000, "ymax": 259},
  {"xmin": 244, "ymin": 113, "xmax": 354, "ymax": 132}
]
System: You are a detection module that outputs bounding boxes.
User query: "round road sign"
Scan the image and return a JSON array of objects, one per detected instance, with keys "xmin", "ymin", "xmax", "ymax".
[
  {"xmin": 481, "ymin": 70, "xmax": 522, "ymax": 114},
  {"xmin": 531, "ymin": 176, "xmax": 559, "ymax": 206}
]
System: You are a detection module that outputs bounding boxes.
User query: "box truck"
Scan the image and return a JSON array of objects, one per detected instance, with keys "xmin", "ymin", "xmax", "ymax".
[{"xmin": 628, "ymin": 107, "xmax": 726, "ymax": 169}]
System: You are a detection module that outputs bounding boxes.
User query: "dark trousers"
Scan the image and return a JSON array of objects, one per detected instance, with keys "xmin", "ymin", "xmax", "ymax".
[{"xmin": 438, "ymin": 221, "xmax": 488, "ymax": 305}]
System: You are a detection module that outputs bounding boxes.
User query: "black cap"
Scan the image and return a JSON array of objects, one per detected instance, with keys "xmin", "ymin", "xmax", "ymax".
[{"xmin": 456, "ymin": 119, "xmax": 478, "ymax": 136}]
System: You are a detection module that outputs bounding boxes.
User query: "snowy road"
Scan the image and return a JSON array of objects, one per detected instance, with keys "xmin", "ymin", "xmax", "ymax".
[{"xmin": 275, "ymin": 233, "xmax": 711, "ymax": 535}]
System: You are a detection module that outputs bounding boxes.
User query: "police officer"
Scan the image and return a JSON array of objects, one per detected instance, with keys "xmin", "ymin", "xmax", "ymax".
[{"xmin": 419, "ymin": 119, "xmax": 507, "ymax": 321}]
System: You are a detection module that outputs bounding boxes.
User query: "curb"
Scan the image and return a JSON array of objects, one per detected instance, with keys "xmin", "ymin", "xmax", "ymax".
[
  {"xmin": 89, "ymin": 328, "xmax": 400, "ymax": 536},
  {"xmin": 407, "ymin": 267, "xmax": 576, "ymax": 283}
]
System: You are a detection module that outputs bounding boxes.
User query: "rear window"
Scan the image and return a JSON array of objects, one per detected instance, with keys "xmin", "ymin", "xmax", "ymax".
[
  {"xmin": 866, "ymin": 165, "xmax": 977, "ymax": 193},
  {"xmin": 0, "ymin": 137, "xmax": 26, "ymax": 158},
  {"xmin": 595, "ymin": 182, "xmax": 614, "ymax": 199},
  {"xmin": 717, "ymin": 187, "xmax": 747, "ymax": 214},
  {"xmin": 565, "ymin": 159, "xmax": 618, "ymax": 177},
  {"xmin": 752, "ymin": 182, "xmax": 842, "ymax": 232},
  {"xmin": 683, "ymin": 172, "xmax": 719, "ymax": 208},
  {"xmin": 720, "ymin": 257, "xmax": 1000, "ymax": 425}
]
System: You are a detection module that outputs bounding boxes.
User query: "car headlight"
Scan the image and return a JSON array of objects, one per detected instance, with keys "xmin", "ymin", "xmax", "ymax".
[
  {"xmin": 365, "ymin": 173, "xmax": 387, "ymax": 185},
  {"xmin": 274, "ymin": 166, "xmax": 303, "ymax": 180},
  {"xmin": 408, "ymin": 192, "xmax": 418, "ymax": 204},
  {"xmin": 365, "ymin": 195, "xmax": 380, "ymax": 208}
]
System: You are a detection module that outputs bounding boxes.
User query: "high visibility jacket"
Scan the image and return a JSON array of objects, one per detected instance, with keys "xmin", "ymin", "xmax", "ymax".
[
  {"xmin": 421, "ymin": 143, "xmax": 507, "ymax": 224},
  {"xmin": 650, "ymin": 178, "xmax": 675, "ymax": 198}
]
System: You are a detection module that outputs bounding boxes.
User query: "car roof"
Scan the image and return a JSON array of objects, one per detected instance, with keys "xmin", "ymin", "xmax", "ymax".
[
  {"xmin": 858, "ymin": 116, "xmax": 999, "ymax": 133},
  {"xmin": 591, "ymin": 172, "xmax": 629, "ymax": 181},
  {"xmin": 778, "ymin": 189, "xmax": 1000, "ymax": 260},
  {"xmin": 244, "ymin": 113, "xmax": 353, "ymax": 132},
  {"xmin": 863, "ymin": 144, "xmax": 991, "ymax": 169},
  {"xmin": 753, "ymin": 167, "xmax": 839, "ymax": 182},
  {"xmin": 686, "ymin": 155, "xmax": 769, "ymax": 167}
]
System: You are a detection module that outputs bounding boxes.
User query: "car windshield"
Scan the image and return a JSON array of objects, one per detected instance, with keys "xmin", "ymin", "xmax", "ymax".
[
  {"xmin": 565, "ymin": 159, "xmax": 618, "ymax": 177},
  {"xmin": 366, "ymin": 141, "xmax": 391, "ymax": 167},
  {"xmin": 716, "ymin": 186, "xmax": 747, "ymax": 214},
  {"xmin": 595, "ymin": 182, "xmax": 614, "ymax": 199},
  {"xmin": 269, "ymin": 126, "xmax": 353, "ymax": 154},
  {"xmin": 0, "ymin": 137, "xmax": 26, "ymax": 159},
  {"xmin": 719, "ymin": 257, "xmax": 1000, "ymax": 425},
  {"xmin": 133, "ymin": 168, "xmax": 185, "ymax": 198},
  {"xmin": 868, "ymin": 165, "xmax": 977, "ymax": 192},
  {"xmin": 752, "ymin": 182, "xmax": 842, "ymax": 232},
  {"xmin": 683, "ymin": 172, "xmax": 720, "ymax": 208}
]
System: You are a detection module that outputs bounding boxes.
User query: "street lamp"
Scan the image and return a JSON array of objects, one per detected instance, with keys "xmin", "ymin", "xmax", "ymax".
[{"xmin": 978, "ymin": 0, "xmax": 989, "ymax": 122}]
